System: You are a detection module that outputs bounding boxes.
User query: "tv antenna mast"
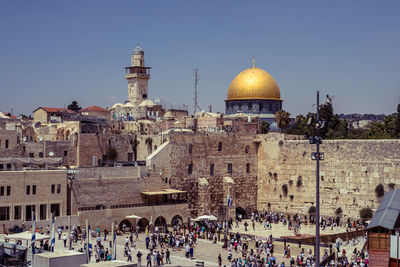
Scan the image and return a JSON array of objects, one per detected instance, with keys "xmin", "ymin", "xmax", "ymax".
[{"xmin": 193, "ymin": 68, "xmax": 201, "ymax": 114}]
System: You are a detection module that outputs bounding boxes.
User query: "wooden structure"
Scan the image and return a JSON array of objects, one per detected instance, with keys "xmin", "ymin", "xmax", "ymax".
[{"xmin": 367, "ymin": 189, "xmax": 400, "ymax": 267}]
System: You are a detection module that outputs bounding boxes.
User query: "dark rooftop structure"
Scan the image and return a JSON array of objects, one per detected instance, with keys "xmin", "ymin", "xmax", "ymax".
[{"xmin": 367, "ymin": 189, "xmax": 400, "ymax": 230}]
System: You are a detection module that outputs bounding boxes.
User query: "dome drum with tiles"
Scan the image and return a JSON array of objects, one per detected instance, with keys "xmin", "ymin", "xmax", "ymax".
[{"xmin": 225, "ymin": 60, "xmax": 283, "ymax": 118}]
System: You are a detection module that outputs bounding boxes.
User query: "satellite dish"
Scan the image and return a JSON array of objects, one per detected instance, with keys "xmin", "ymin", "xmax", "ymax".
[
  {"xmin": 49, "ymin": 152, "xmax": 54, "ymax": 156},
  {"xmin": 39, "ymin": 136, "xmax": 43, "ymax": 142}
]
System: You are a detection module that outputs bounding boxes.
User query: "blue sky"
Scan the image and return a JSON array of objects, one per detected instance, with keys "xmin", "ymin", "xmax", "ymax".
[{"xmin": 0, "ymin": 1, "xmax": 399, "ymax": 116}]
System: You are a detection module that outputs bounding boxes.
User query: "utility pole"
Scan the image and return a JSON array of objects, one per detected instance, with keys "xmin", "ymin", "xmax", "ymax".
[
  {"xmin": 315, "ymin": 91, "xmax": 320, "ymax": 266},
  {"xmin": 310, "ymin": 91, "xmax": 323, "ymax": 266},
  {"xmin": 193, "ymin": 69, "xmax": 201, "ymax": 114}
]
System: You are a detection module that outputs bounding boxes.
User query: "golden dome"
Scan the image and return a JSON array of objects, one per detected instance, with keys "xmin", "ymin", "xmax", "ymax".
[{"xmin": 227, "ymin": 66, "xmax": 281, "ymax": 101}]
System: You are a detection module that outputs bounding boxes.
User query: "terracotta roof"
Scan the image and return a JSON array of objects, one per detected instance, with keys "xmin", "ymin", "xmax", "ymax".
[
  {"xmin": 33, "ymin": 107, "xmax": 76, "ymax": 113},
  {"xmin": 3, "ymin": 113, "xmax": 17, "ymax": 119},
  {"xmin": 80, "ymin": 105, "xmax": 107, "ymax": 112}
]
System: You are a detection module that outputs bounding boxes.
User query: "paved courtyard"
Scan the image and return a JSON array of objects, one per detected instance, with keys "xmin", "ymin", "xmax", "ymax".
[{"xmin": 0, "ymin": 219, "xmax": 366, "ymax": 266}]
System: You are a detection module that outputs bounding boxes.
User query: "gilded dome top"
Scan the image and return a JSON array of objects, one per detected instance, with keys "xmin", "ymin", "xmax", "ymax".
[{"xmin": 227, "ymin": 65, "xmax": 281, "ymax": 101}]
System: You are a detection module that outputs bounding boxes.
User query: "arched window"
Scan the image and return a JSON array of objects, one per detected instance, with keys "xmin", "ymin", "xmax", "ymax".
[
  {"xmin": 188, "ymin": 144, "xmax": 193, "ymax": 154},
  {"xmin": 188, "ymin": 163, "xmax": 193, "ymax": 174},
  {"xmin": 245, "ymin": 145, "xmax": 250, "ymax": 154},
  {"xmin": 218, "ymin": 142, "xmax": 222, "ymax": 151}
]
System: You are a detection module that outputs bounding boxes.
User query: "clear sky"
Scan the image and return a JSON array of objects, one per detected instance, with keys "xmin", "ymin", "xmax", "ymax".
[{"xmin": 0, "ymin": 1, "xmax": 399, "ymax": 116}]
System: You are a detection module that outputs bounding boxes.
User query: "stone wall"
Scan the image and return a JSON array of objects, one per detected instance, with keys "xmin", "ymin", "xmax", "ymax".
[
  {"xmin": 71, "ymin": 167, "xmax": 170, "ymax": 214},
  {"xmin": 257, "ymin": 133, "xmax": 400, "ymax": 219},
  {"xmin": 78, "ymin": 133, "xmax": 163, "ymax": 167},
  {"xmin": 149, "ymin": 132, "xmax": 259, "ymax": 218}
]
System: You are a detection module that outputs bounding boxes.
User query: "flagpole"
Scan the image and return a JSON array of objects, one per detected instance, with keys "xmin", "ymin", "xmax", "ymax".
[
  {"xmin": 85, "ymin": 220, "xmax": 89, "ymax": 263},
  {"xmin": 50, "ymin": 213, "xmax": 55, "ymax": 252},
  {"xmin": 31, "ymin": 211, "xmax": 36, "ymax": 265},
  {"xmin": 112, "ymin": 222, "xmax": 116, "ymax": 260}
]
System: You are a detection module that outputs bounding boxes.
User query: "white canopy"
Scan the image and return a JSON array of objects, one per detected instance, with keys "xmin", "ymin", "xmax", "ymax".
[
  {"xmin": 126, "ymin": 215, "xmax": 142, "ymax": 219},
  {"xmin": 6, "ymin": 231, "xmax": 50, "ymax": 241},
  {"xmin": 192, "ymin": 215, "xmax": 218, "ymax": 221}
]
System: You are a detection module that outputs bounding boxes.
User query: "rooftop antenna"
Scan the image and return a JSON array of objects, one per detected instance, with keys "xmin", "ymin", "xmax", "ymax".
[{"xmin": 193, "ymin": 68, "xmax": 201, "ymax": 114}]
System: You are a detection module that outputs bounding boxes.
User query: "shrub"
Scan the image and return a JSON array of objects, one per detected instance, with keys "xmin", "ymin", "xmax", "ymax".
[
  {"xmin": 289, "ymin": 179, "xmax": 293, "ymax": 186},
  {"xmin": 375, "ymin": 183, "xmax": 385, "ymax": 197},
  {"xmin": 308, "ymin": 206, "xmax": 316, "ymax": 215},
  {"xmin": 297, "ymin": 176, "xmax": 303, "ymax": 187},
  {"xmin": 335, "ymin": 207, "xmax": 343, "ymax": 215},
  {"xmin": 360, "ymin": 207, "xmax": 373, "ymax": 221},
  {"xmin": 282, "ymin": 184, "xmax": 288, "ymax": 196},
  {"xmin": 389, "ymin": 183, "xmax": 396, "ymax": 190},
  {"xmin": 289, "ymin": 195, "xmax": 294, "ymax": 201},
  {"xmin": 106, "ymin": 146, "xmax": 118, "ymax": 161}
]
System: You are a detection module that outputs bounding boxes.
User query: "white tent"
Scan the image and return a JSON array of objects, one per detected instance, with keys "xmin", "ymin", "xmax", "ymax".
[
  {"xmin": 7, "ymin": 231, "xmax": 50, "ymax": 241},
  {"xmin": 192, "ymin": 215, "xmax": 218, "ymax": 221},
  {"xmin": 125, "ymin": 215, "xmax": 142, "ymax": 219}
]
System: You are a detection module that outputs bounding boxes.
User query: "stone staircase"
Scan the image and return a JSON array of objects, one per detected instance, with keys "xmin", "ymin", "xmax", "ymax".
[{"xmin": 368, "ymin": 250, "xmax": 389, "ymax": 267}]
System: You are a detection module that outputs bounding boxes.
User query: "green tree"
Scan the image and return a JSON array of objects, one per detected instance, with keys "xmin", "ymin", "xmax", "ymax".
[
  {"xmin": 67, "ymin": 101, "xmax": 82, "ymax": 112},
  {"xmin": 260, "ymin": 121, "xmax": 270, "ymax": 134},
  {"xmin": 360, "ymin": 207, "xmax": 373, "ymax": 221},
  {"xmin": 275, "ymin": 110, "xmax": 291, "ymax": 133}
]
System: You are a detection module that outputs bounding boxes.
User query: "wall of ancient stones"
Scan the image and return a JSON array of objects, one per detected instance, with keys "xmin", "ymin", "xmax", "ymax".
[
  {"xmin": 257, "ymin": 133, "xmax": 400, "ymax": 219},
  {"xmin": 150, "ymin": 132, "xmax": 259, "ymax": 218}
]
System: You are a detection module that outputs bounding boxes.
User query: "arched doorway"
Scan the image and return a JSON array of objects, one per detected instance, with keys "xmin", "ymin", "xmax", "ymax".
[
  {"xmin": 154, "ymin": 216, "xmax": 167, "ymax": 232},
  {"xmin": 171, "ymin": 215, "xmax": 183, "ymax": 226},
  {"xmin": 236, "ymin": 206, "xmax": 247, "ymax": 220},
  {"xmin": 119, "ymin": 219, "xmax": 132, "ymax": 232},
  {"xmin": 137, "ymin": 218, "xmax": 150, "ymax": 232}
]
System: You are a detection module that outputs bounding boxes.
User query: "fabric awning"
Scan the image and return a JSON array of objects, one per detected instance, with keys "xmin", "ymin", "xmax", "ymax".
[
  {"xmin": 192, "ymin": 215, "xmax": 218, "ymax": 221},
  {"xmin": 0, "ymin": 157, "xmax": 62, "ymax": 165},
  {"xmin": 6, "ymin": 231, "xmax": 50, "ymax": 241},
  {"xmin": 126, "ymin": 215, "xmax": 142, "ymax": 219},
  {"xmin": 141, "ymin": 188, "xmax": 186, "ymax": 196}
]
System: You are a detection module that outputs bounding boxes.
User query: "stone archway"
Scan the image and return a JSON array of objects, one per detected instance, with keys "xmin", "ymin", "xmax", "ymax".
[
  {"xmin": 154, "ymin": 216, "xmax": 167, "ymax": 232},
  {"xmin": 171, "ymin": 215, "xmax": 183, "ymax": 226},
  {"xmin": 236, "ymin": 206, "xmax": 247, "ymax": 219},
  {"xmin": 137, "ymin": 218, "xmax": 150, "ymax": 231},
  {"xmin": 119, "ymin": 219, "xmax": 132, "ymax": 232}
]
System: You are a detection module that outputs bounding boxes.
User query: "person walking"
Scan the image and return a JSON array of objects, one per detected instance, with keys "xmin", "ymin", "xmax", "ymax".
[
  {"xmin": 165, "ymin": 249, "xmax": 171, "ymax": 264},
  {"xmin": 218, "ymin": 253, "xmax": 222, "ymax": 267},
  {"xmin": 62, "ymin": 234, "xmax": 67, "ymax": 247},
  {"xmin": 137, "ymin": 251, "xmax": 143, "ymax": 266},
  {"xmin": 146, "ymin": 253, "xmax": 152, "ymax": 267},
  {"xmin": 127, "ymin": 250, "xmax": 132, "ymax": 262}
]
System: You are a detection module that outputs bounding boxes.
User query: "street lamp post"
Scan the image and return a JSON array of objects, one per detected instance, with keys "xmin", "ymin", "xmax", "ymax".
[{"xmin": 315, "ymin": 91, "xmax": 320, "ymax": 266}]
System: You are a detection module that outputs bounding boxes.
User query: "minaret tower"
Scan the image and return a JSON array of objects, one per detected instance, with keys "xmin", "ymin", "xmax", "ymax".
[{"xmin": 125, "ymin": 45, "xmax": 151, "ymax": 106}]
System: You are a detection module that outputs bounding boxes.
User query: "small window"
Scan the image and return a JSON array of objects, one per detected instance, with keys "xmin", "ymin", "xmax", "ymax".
[
  {"xmin": 188, "ymin": 163, "xmax": 193, "ymax": 175},
  {"xmin": 246, "ymin": 163, "xmax": 250, "ymax": 173},
  {"xmin": 189, "ymin": 144, "xmax": 193, "ymax": 154},
  {"xmin": 14, "ymin": 206, "xmax": 21, "ymax": 220},
  {"xmin": 64, "ymin": 150, "xmax": 68, "ymax": 156},
  {"xmin": 0, "ymin": 186, "xmax": 4, "ymax": 196},
  {"xmin": 245, "ymin": 145, "xmax": 250, "ymax": 154},
  {"xmin": 39, "ymin": 152, "xmax": 44, "ymax": 158},
  {"xmin": 0, "ymin": 164, "xmax": 3, "ymax": 170},
  {"xmin": 26, "ymin": 185, "xmax": 30, "ymax": 195},
  {"xmin": 29, "ymin": 153, "xmax": 34, "ymax": 158},
  {"xmin": 57, "ymin": 184, "xmax": 61, "ymax": 194},
  {"xmin": 0, "ymin": 206, "xmax": 10, "ymax": 221},
  {"xmin": 51, "ymin": 184, "xmax": 55, "ymax": 194},
  {"xmin": 32, "ymin": 185, "xmax": 36, "ymax": 195},
  {"xmin": 51, "ymin": 203, "xmax": 60, "ymax": 217},
  {"xmin": 210, "ymin": 164, "xmax": 214, "ymax": 175},
  {"xmin": 218, "ymin": 142, "xmax": 222, "ymax": 152},
  {"xmin": 6, "ymin": 186, "xmax": 10, "ymax": 196},
  {"xmin": 227, "ymin": 163, "xmax": 232, "ymax": 174},
  {"xmin": 5, "ymin": 140, "xmax": 9, "ymax": 149},
  {"xmin": 6, "ymin": 164, "xmax": 11, "ymax": 170}
]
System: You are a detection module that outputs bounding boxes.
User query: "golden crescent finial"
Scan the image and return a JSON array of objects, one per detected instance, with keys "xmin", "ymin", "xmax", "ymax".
[{"xmin": 252, "ymin": 56, "xmax": 255, "ymax": 68}]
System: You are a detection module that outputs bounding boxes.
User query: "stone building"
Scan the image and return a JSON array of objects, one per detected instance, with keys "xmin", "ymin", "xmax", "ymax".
[{"xmin": 0, "ymin": 169, "xmax": 72, "ymax": 230}]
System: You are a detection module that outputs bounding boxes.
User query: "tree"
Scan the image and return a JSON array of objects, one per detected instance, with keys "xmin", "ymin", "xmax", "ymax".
[
  {"xmin": 67, "ymin": 101, "xmax": 82, "ymax": 112},
  {"xmin": 375, "ymin": 183, "xmax": 385, "ymax": 197},
  {"xmin": 260, "ymin": 121, "xmax": 270, "ymax": 134},
  {"xmin": 106, "ymin": 146, "xmax": 118, "ymax": 162},
  {"xmin": 308, "ymin": 206, "xmax": 316, "ymax": 215},
  {"xmin": 335, "ymin": 207, "xmax": 343, "ymax": 216},
  {"xmin": 360, "ymin": 207, "xmax": 373, "ymax": 221},
  {"xmin": 275, "ymin": 110, "xmax": 291, "ymax": 133}
]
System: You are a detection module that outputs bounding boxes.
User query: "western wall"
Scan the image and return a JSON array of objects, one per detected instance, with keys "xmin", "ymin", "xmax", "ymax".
[{"xmin": 257, "ymin": 133, "xmax": 400, "ymax": 219}]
